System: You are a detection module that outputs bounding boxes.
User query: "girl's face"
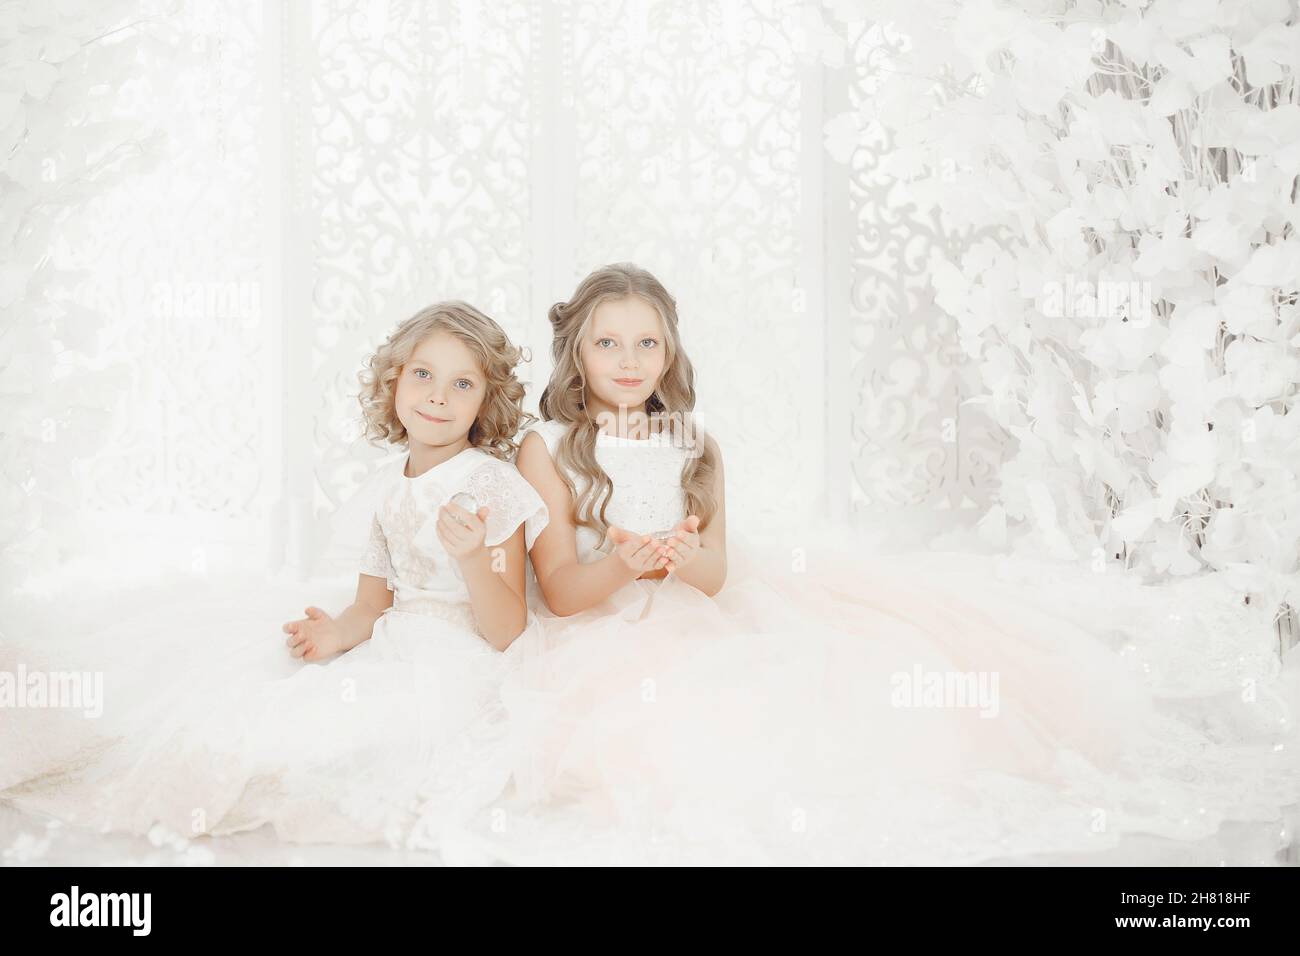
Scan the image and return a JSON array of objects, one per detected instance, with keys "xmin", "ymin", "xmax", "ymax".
[
  {"xmin": 579, "ymin": 296, "xmax": 666, "ymax": 413},
  {"xmin": 394, "ymin": 329, "xmax": 486, "ymax": 448}
]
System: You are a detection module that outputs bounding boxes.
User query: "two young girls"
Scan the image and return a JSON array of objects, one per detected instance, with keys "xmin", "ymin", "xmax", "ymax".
[{"xmin": 6, "ymin": 266, "xmax": 1296, "ymax": 864}]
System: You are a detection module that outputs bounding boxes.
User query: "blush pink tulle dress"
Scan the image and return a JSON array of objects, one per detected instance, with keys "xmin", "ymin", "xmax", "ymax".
[{"xmin": 445, "ymin": 418, "xmax": 1299, "ymax": 865}]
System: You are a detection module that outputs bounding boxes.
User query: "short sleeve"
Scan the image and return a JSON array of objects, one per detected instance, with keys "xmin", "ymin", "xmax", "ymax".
[
  {"xmin": 523, "ymin": 419, "xmax": 564, "ymax": 459},
  {"xmin": 359, "ymin": 513, "xmax": 395, "ymax": 589},
  {"xmin": 459, "ymin": 459, "xmax": 550, "ymax": 550}
]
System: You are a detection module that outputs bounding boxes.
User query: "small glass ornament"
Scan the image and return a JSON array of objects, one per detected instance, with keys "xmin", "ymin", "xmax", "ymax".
[{"xmin": 449, "ymin": 492, "xmax": 479, "ymax": 528}]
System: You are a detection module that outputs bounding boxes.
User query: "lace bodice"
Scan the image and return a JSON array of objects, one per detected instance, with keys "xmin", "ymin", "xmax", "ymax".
[
  {"xmin": 360, "ymin": 446, "xmax": 549, "ymax": 624},
  {"xmin": 524, "ymin": 419, "xmax": 692, "ymax": 563}
]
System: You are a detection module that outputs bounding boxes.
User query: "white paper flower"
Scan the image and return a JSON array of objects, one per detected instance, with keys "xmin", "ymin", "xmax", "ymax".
[{"xmin": 846, "ymin": 0, "xmax": 1299, "ymax": 589}]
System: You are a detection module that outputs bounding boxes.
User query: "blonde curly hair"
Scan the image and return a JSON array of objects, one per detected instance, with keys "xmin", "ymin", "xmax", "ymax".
[{"xmin": 358, "ymin": 301, "xmax": 534, "ymax": 462}]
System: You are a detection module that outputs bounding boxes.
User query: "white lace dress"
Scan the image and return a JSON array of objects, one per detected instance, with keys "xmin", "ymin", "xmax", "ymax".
[
  {"xmin": 459, "ymin": 419, "xmax": 1300, "ymax": 865},
  {"xmin": 1, "ymin": 446, "xmax": 549, "ymax": 853}
]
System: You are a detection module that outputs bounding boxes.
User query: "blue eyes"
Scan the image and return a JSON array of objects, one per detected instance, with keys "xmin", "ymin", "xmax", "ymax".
[
  {"xmin": 596, "ymin": 338, "xmax": 658, "ymax": 349},
  {"xmin": 412, "ymin": 368, "xmax": 473, "ymax": 389}
]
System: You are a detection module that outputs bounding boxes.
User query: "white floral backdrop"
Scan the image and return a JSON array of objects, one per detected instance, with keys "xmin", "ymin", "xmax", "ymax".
[
  {"xmin": 4, "ymin": 0, "xmax": 1298, "ymax": 647},
  {"xmin": 838, "ymin": 0, "xmax": 1299, "ymax": 645}
]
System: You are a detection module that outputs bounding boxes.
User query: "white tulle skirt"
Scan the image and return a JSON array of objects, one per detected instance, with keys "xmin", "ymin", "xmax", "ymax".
[
  {"xmin": 1, "ymin": 591, "xmax": 530, "ymax": 854},
  {"xmin": 456, "ymin": 533, "xmax": 1300, "ymax": 865},
  {"xmin": 4, "ymin": 541, "xmax": 1296, "ymax": 866}
]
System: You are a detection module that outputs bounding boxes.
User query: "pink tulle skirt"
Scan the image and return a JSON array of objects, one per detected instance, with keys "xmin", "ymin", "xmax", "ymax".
[{"xmin": 468, "ymin": 534, "xmax": 1299, "ymax": 864}]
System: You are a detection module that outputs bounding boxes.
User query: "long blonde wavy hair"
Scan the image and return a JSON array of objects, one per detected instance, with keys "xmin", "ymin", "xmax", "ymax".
[
  {"xmin": 359, "ymin": 300, "xmax": 534, "ymax": 462},
  {"xmin": 538, "ymin": 263, "xmax": 719, "ymax": 539}
]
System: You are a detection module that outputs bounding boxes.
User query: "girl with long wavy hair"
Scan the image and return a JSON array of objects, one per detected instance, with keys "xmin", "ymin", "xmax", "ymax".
[
  {"xmin": 520, "ymin": 262, "xmax": 725, "ymax": 615},
  {"xmin": 466, "ymin": 263, "xmax": 1298, "ymax": 866}
]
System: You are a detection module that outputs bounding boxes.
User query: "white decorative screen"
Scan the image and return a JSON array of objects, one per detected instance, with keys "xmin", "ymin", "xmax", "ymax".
[{"xmin": 41, "ymin": 0, "xmax": 979, "ymax": 576}]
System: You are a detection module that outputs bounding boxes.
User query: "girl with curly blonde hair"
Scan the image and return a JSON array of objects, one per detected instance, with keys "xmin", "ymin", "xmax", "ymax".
[
  {"xmin": 4, "ymin": 300, "xmax": 552, "ymax": 855},
  {"xmin": 287, "ymin": 299, "xmax": 548, "ymax": 654},
  {"xmin": 357, "ymin": 300, "xmax": 535, "ymax": 464}
]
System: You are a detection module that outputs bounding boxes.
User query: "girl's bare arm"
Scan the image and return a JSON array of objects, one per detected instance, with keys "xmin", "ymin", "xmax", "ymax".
[
  {"xmin": 515, "ymin": 431, "xmax": 648, "ymax": 617},
  {"xmin": 283, "ymin": 573, "xmax": 395, "ymax": 661},
  {"xmin": 667, "ymin": 436, "xmax": 727, "ymax": 596},
  {"xmin": 456, "ymin": 524, "xmax": 530, "ymax": 650},
  {"xmin": 335, "ymin": 573, "xmax": 396, "ymax": 650}
]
